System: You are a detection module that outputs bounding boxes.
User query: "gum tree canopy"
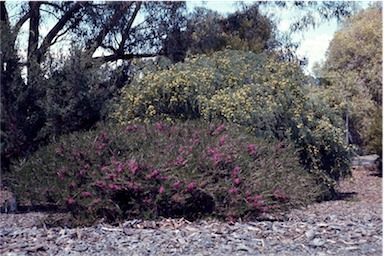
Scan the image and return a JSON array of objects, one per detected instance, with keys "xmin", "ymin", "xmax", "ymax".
[{"xmin": 0, "ymin": 1, "xmax": 186, "ymax": 78}]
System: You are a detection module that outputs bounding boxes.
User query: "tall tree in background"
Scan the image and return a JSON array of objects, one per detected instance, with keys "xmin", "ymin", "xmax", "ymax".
[
  {"xmin": 163, "ymin": 1, "xmax": 359, "ymax": 62},
  {"xmin": 314, "ymin": 3, "xmax": 382, "ymax": 154},
  {"xmin": 181, "ymin": 5, "xmax": 276, "ymax": 57},
  {"xmin": 0, "ymin": 1, "xmax": 186, "ymax": 172}
]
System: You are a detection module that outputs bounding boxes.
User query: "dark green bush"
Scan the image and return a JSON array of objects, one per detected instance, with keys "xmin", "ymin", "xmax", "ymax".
[
  {"xmin": 365, "ymin": 107, "xmax": 382, "ymax": 156},
  {"xmin": 7, "ymin": 122, "xmax": 322, "ymax": 226}
]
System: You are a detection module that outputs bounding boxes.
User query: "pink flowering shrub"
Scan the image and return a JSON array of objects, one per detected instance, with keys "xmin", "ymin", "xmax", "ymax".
[{"xmin": 8, "ymin": 122, "xmax": 322, "ymax": 226}]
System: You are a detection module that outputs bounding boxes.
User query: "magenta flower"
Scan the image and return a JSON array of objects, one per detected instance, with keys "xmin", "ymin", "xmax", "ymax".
[
  {"xmin": 143, "ymin": 199, "xmax": 153, "ymax": 204},
  {"xmin": 101, "ymin": 166, "xmax": 108, "ymax": 172},
  {"xmin": 96, "ymin": 180, "xmax": 106, "ymax": 187},
  {"xmin": 232, "ymin": 166, "xmax": 240, "ymax": 176},
  {"xmin": 228, "ymin": 187, "xmax": 238, "ymax": 194},
  {"xmin": 152, "ymin": 169, "xmax": 159, "ymax": 177},
  {"xmin": 211, "ymin": 152, "xmax": 224, "ymax": 166},
  {"xmin": 185, "ymin": 182, "xmax": 195, "ymax": 192},
  {"xmin": 66, "ymin": 198, "xmax": 75, "ymax": 205},
  {"xmin": 273, "ymin": 189, "xmax": 289, "ymax": 200},
  {"xmin": 176, "ymin": 157, "xmax": 186, "ymax": 166},
  {"xmin": 207, "ymin": 147, "xmax": 218, "ymax": 155},
  {"xmin": 159, "ymin": 187, "xmax": 165, "ymax": 194},
  {"xmin": 160, "ymin": 176, "xmax": 169, "ymax": 181},
  {"xmin": 126, "ymin": 125, "xmax": 138, "ymax": 132},
  {"xmin": 155, "ymin": 122, "xmax": 166, "ymax": 131},
  {"xmin": 109, "ymin": 184, "xmax": 121, "ymax": 190},
  {"xmin": 274, "ymin": 141, "xmax": 283, "ymax": 152},
  {"xmin": 248, "ymin": 144, "xmax": 256, "ymax": 155},
  {"xmin": 234, "ymin": 178, "xmax": 241, "ymax": 185},
  {"xmin": 116, "ymin": 163, "xmax": 123, "ymax": 173},
  {"xmin": 214, "ymin": 124, "xmax": 226, "ymax": 134},
  {"xmin": 219, "ymin": 134, "xmax": 228, "ymax": 146},
  {"xmin": 192, "ymin": 130, "xmax": 201, "ymax": 138},
  {"xmin": 173, "ymin": 181, "xmax": 181, "ymax": 189},
  {"xmin": 129, "ymin": 159, "xmax": 139, "ymax": 174},
  {"xmin": 93, "ymin": 198, "xmax": 101, "ymax": 204},
  {"xmin": 146, "ymin": 174, "xmax": 152, "ymax": 180},
  {"xmin": 82, "ymin": 191, "xmax": 91, "ymax": 197},
  {"xmin": 106, "ymin": 173, "xmax": 117, "ymax": 180}
]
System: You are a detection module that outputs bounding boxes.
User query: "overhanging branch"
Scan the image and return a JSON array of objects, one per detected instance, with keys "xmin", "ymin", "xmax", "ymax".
[
  {"xmin": 37, "ymin": 2, "xmax": 84, "ymax": 63},
  {"xmin": 94, "ymin": 53, "xmax": 160, "ymax": 63}
]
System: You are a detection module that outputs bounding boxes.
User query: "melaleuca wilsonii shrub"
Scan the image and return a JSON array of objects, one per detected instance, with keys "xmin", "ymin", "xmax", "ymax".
[{"xmin": 8, "ymin": 122, "xmax": 322, "ymax": 226}]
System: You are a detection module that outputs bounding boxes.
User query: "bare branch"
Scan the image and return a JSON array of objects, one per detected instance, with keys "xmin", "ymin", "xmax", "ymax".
[
  {"xmin": 100, "ymin": 43, "xmax": 118, "ymax": 53},
  {"xmin": 40, "ymin": 7, "xmax": 62, "ymax": 20},
  {"xmin": 94, "ymin": 52, "xmax": 159, "ymax": 63},
  {"xmin": 43, "ymin": 2, "xmax": 66, "ymax": 12},
  {"xmin": 118, "ymin": 2, "xmax": 142, "ymax": 53},
  {"xmin": 37, "ymin": 2, "xmax": 84, "ymax": 63},
  {"xmin": 51, "ymin": 14, "xmax": 84, "ymax": 46},
  {"xmin": 13, "ymin": 11, "xmax": 30, "ymax": 36},
  {"xmin": 84, "ymin": 6, "xmax": 122, "ymax": 55}
]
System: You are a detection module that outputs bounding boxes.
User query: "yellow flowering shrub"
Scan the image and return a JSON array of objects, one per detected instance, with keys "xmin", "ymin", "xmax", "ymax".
[{"xmin": 112, "ymin": 50, "xmax": 352, "ymax": 196}]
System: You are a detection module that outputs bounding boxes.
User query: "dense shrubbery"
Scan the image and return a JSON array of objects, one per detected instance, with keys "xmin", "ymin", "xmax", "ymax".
[
  {"xmin": 1, "ymin": 47, "xmax": 118, "ymax": 173},
  {"xmin": 365, "ymin": 107, "xmax": 382, "ymax": 157},
  {"xmin": 112, "ymin": 50, "xmax": 353, "ymax": 191},
  {"xmin": 314, "ymin": 4, "xmax": 382, "ymax": 154},
  {"xmin": 7, "ymin": 122, "xmax": 322, "ymax": 226}
]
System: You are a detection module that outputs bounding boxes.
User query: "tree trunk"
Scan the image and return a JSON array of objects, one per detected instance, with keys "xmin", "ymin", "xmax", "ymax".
[{"xmin": 27, "ymin": 2, "xmax": 41, "ymax": 85}]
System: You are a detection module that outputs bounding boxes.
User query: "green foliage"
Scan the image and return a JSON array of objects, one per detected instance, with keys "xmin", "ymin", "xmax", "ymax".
[
  {"xmin": 1, "ymin": 20, "xmax": 44, "ymax": 172},
  {"xmin": 112, "ymin": 50, "xmax": 352, "ymax": 192},
  {"xmin": 38, "ymin": 48, "xmax": 115, "ymax": 139},
  {"xmin": 315, "ymin": 4, "xmax": 382, "ymax": 152},
  {"xmin": 365, "ymin": 107, "xmax": 382, "ymax": 157},
  {"xmin": 1, "ymin": 44, "xmax": 117, "ymax": 172},
  {"xmin": 181, "ymin": 5, "xmax": 276, "ymax": 57},
  {"xmin": 7, "ymin": 122, "xmax": 321, "ymax": 226},
  {"xmin": 324, "ymin": 4, "xmax": 382, "ymax": 105}
]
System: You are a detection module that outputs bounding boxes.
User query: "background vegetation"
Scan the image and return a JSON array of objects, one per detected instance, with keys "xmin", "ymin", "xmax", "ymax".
[
  {"xmin": 1, "ymin": 1, "xmax": 381, "ymax": 226},
  {"xmin": 313, "ymin": 4, "xmax": 382, "ymax": 156}
]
